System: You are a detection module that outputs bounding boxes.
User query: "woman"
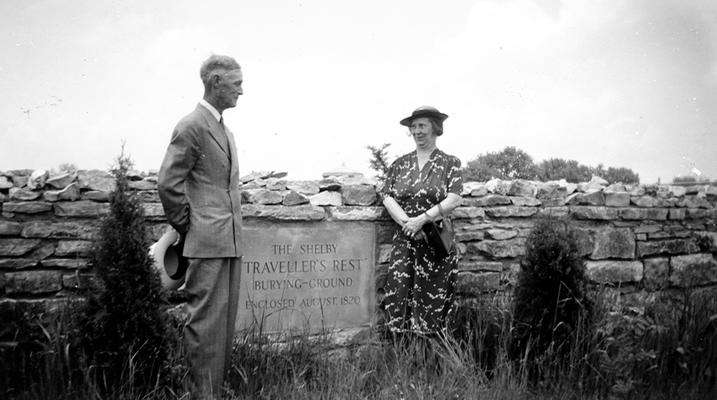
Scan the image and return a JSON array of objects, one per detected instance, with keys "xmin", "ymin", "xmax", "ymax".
[{"xmin": 380, "ymin": 105, "xmax": 463, "ymax": 336}]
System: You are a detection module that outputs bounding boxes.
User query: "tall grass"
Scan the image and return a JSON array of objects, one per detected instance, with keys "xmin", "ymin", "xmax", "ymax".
[{"xmin": 2, "ymin": 287, "xmax": 716, "ymax": 399}]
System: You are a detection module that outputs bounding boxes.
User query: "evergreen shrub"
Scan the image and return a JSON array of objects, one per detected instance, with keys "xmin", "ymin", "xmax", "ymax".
[
  {"xmin": 509, "ymin": 216, "xmax": 593, "ymax": 367},
  {"xmin": 72, "ymin": 149, "xmax": 170, "ymax": 395}
]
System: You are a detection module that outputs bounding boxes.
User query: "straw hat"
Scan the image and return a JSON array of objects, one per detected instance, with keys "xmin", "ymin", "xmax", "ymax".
[{"xmin": 149, "ymin": 229, "xmax": 188, "ymax": 290}]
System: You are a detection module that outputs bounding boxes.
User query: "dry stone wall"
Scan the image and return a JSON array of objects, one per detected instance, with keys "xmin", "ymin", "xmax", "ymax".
[{"xmin": 1, "ymin": 169, "xmax": 716, "ymax": 316}]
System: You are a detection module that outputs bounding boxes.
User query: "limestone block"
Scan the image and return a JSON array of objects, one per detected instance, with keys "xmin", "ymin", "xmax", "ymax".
[
  {"xmin": 458, "ymin": 261, "xmax": 503, "ymax": 272},
  {"xmin": 128, "ymin": 179, "xmax": 156, "ymax": 191},
  {"xmin": 27, "ymin": 169, "xmax": 49, "ymax": 190},
  {"xmin": 590, "ymin": 228, "xmax": 635, "ymax": 260},
  {"xmin": 139, "ymin": 203, "xmax": 165, "ymax": 219},
  {"xmin": 643, "ymin": 257, "xmax": 669, "ymax": 290},
  {"xmin": 54, "ymin": 200, "xmax": 110, "ymax": 217},
  {"xmin": 456, "ymin": 271, "xmax": 501, "ymax": 295},
  {"xmin": 5, "ymin": 270, "xmax": 63, "ymax": 294},
  {"xmin": 46, "ymin": 172, "xmax": 77, "ymax": 189},
  {"xmin": 27, "ymin": 242, "xmax": 55, "ymax": 262},
  {"xmin": 669, "ymin": 253, "xmax": 717, "ymax": 287},
  {"xmin": 452, "ymin": 207, "xmax": 486, "ymax": 219},
  {"xmin": 570, "ymin": 206, "xmax": 618, "ymax": 220},
  {"xmin": 669, "ymin": 185, "xmax": 687, "ymax": 197},
  {"xmin": 535, "ymin": 182, "xmax": 566, "ymax": 200},
  {"xmin": 462, "ymin": 181, "xmax": 483, "ymax": 196},
  {"xmin": 485, "ymin": 206, "xmax": 538, "ymax": 218},
  {"xmin": 309, "ymin": 191, "xmax": 342, "ymax": 206},
  {"xmin": 633, "ymin": 224, "xmax": 661, "ymax": 234},
  {"xmin": 54, "ymin": 240, "xmax": 93, "ymax": 256},
  {"xmin": 679, "ymin": 196, "xmax": 713, "ymax": 209},
  {"xmin": 484, "ymin": 178, "xmax": 510, "ymax": 195},
  {"xmin": 318, "ymin": 178, "xmax": 341, "ymax": 192},
  {"xmin": 467, "ymin": 194, "xmax": 511, "ymax": 207},
  {"xmin": 9, "ymin": 188, "xmax": 42, "ymax": 201},
  {"xmin": 127, "ymin": 169, "xmax": 145, "ymax": 180},
  {"xmin": 567, "ymin": 191, "xmax": 605, "ymax": 206},
  {"xmin": 241, "ymin": 204, "xmax": 325, "ymax": 221},
  {"xmin": 619, "ymin": 208, "xmax": 668, "ymax": 221},
  {"xmin": 507, "ymin": 180, "xmax": 536, "ymax": 197},
  {"xmin": 62, "ymin": 272, "xmax": 97, "ymax": 290},
  {"xmin": 327, "ymin": 206, "xmax": 386, "ymax": 221},
  {"xmin": 336, "ymin": 175, "xmax": 373, "ymax": 186},
  {"xmin": 0, "ymin": 258, "xmax": 38, "ymax": 269},
  {"xmin": 135, "ymin": 190, "xmax": 159, "ymax": 203},
  {"xmin": 605, "ymin": 192, "xmax": 630, "ymax": 207},
  {"xmin": 81, "ymin": 190, "xmax": 111, "ymax": 202},
  {"xmin": 510, "ymin": 197, "xmax": 542, "ymax": 207},
  {"xmin": 265, "ymin": 178, "xmax": 287, "ymax": 191},
  {"xmin": 342, "ymin": 185, "xmax": 377, "ymax": 206},
  {"xmin": 605, "ymin": 183, "xmax": 627, "ymax": 192},
  {"xmin": 686, "ymin": 208, "xmax": 710, "ymax": 219},
  {"xmin": 41, "ymin": 258, "xmax": 90, "ymax": 269},
  {"xmin": 668, "ymin": 208, "xmax": 686, "ymax": 220},
  {"xmin": 376, "ymin": 223, "xmax": 397, "ymax": 243},
  {"xmin": 585, "ymin": 260, "xmax": 643, "ymax": 284},
  {"xmin": 3, "ymin": 201, "xmax": 53, "ymax": 214},
  {"xmin": 573, "ymin": 228, "xmax": 595, "ymax": 256},
  {"xmin": 242, "ymin": 188, "xmax": 284, "ymax": 205},
  {"xmin": 0, "ymin": 238, "xmax": 42, "ymax": 256},
  {"xmin": 469, "ymin": 238, "xmax": 526, "ymax": 259},
  {"xmin": 455, "ymin": 229, "xmax": 485, "ymax": 242},
  {"xmin": 77, "ymin": 170, "xmax": 115, "ymax": 192},
  {"xmin": 11, "ymin": 175, "xmax": 29, "ymax": 188},
  {"xmin": 239, "ymin": 170, "xmax": 273, "ymax": 183},
  {"xmin": 486, "ymin": 229, "xmax": 518, "ymax": 240},
  {"xmin": 286, "ymin": 181, "xmax": 320, "ymax": 195},
  {"xmin": 282, "ymin": 190, "xmax": 310, "ymax": 206},
  {"xmin": 537, "ymin": 206, "xmax": 569, "ymax": 218},
  {"xmin": 377, "ymin": 244, "xmax": 392, "ymax": 264},
  {"xmin": 0, "ymin": 175, "xmax": 13, "ymax": 190},
  {"xmin": 0, "ymin": 221, "xmax": 23, "ymax": 236},
  {"xmin": 636, "ymin": 238, "xmax": 699, "ymax": 257},
  {"xmin": 43, "ymin": 182, "xmax": 81, "ymax": 202},
  {"xmin": 630, "ymin": 196, "xmax": 657, "ymax": 207},
  {"xmin": 470, "ymin": 186, "xmax": 488, "ymax": 197}
]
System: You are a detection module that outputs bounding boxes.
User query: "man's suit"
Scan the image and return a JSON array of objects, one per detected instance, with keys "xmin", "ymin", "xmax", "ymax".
[{"xmin": 158, "ymin": 103, "xmax": 242, "ymax": 396}]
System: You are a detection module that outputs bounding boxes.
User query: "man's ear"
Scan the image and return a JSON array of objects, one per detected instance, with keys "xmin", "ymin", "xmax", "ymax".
[{"xmin": 211, "ymin": 73, "xmax": 222, "ymax": 88}]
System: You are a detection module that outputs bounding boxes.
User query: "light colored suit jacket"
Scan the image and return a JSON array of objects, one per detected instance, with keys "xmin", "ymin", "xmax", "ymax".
[{"xmin": 158, "ymin": 104, "xmax": 242, "ymax": 258}]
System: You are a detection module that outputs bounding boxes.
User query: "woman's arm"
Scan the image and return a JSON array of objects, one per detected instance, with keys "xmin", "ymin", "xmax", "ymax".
[
  {"xmin": 402, "ymin": 193, "xmax": 462, "ymax": 237},
  {"xmin": 382, "ymin": 195, "xmax": 410, "ymax": 227}
]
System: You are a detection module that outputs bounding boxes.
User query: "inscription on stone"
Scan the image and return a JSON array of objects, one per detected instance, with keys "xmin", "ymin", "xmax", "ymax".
[{"xmin": 237, "ymin": 222, "xmax": 375, "ymax": 333}]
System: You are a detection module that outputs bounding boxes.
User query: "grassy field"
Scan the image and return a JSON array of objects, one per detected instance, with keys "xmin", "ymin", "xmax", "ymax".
[{"xmin": 2, "ymin": 287, "xmax": 716, "ymax": 399}]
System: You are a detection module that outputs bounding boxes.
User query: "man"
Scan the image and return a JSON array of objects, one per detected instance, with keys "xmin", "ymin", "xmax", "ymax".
[{"xmin": 158, "ymin": 54, "xmax": 243, "ymax": 397}]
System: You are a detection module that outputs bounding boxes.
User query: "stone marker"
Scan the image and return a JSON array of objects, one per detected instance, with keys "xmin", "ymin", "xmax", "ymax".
[{"xmin": 237, "ymin": 222, "xmax": 375, "ymax": 333}]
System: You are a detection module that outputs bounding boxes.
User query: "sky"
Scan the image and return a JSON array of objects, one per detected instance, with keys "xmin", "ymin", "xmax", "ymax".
[{"xmin": 1, "ymin": 0, "xmax": 716, "ymax": 184}]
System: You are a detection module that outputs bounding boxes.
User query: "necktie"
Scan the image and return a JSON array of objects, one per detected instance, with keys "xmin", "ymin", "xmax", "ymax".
[{"xmin": 219, "ymin": 116, "xmax": 231, "ymax": 161}]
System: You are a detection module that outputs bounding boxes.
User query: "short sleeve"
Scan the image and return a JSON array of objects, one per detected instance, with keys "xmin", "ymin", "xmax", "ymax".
[
  {"xmin": 446, "ymin": 156, "xmax": 463, "ymax": 195},
  {"xmin": 379, "ymin": 161, "xmax": 398, "ymax": 201}
]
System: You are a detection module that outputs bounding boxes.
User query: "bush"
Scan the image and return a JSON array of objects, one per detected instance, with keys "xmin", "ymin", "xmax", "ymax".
[
  {"xmin": 509, "ymin": 217, "xmax": 593, "ymax": 372},
  {"xmin": 71, "ymin": 148, "xmax": 170, "ymax": 395}
]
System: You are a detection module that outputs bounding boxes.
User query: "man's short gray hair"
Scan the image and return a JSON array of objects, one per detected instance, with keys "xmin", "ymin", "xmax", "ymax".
[{"xmin": 200, "ymin": 54, "xmax": 241, "ymax": 88}]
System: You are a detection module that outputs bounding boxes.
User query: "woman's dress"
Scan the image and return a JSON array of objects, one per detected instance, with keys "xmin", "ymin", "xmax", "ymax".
[{"xmin": 380, "ymin": 148, "xmax": 463, "ymax": 334}]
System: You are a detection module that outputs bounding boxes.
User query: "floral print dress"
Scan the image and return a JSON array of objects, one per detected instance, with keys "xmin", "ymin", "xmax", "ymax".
[{"xmin": 380, "ymin": 148, "xmax": 463, "ymax": 334}]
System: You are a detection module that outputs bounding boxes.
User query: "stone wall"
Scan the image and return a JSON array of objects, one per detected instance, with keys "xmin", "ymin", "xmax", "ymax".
[{"xmin": 1, "ymin": 169, "xmax": 717, "ymax": 316}]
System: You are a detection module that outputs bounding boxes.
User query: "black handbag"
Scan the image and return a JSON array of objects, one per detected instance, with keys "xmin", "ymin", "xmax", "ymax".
[{"xmin": 421, "ymin": 203, "xmax": 455, "ymax": 258}]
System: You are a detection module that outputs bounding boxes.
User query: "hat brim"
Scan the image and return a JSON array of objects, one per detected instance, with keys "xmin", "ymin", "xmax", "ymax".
[
  {"xmin": 400, "ymin": 111, "xmax": 449, "ymax": 127},
  {"xmin": 150, "ymin": 229, "xmax": 188, "ymax": 291}
]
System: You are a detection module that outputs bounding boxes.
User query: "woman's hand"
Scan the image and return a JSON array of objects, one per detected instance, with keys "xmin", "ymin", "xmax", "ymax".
[{"xmin": 402, "ymin": 214, "xmax": 429, "ymax": 238}]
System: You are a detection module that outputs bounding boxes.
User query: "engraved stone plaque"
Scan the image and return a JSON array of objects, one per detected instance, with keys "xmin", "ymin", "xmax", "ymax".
[{"xmin": 237, "ymin": 222, "xmax": 375, "ymax": 333}]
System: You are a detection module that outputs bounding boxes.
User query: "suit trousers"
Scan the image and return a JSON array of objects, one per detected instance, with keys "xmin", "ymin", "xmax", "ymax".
[{"xmin": 184, "ymin": 257, "xmax": 241, "ymax": 397}]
